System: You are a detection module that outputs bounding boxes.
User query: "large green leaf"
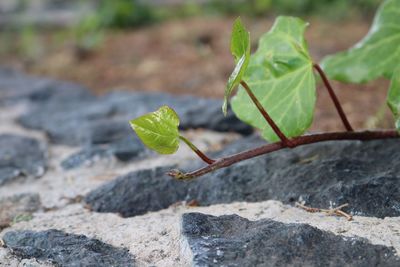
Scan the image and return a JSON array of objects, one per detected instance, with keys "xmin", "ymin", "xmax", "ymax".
[
  {"xmin": 129, "ymin": 105, "xmax": 180, "ymax": 154},
  {"xmin": 222, "ymin": 17, "xmax": 251, "ymax": 116},
  {"xmin": 231, "ymin": 16, "xmax": 316, "ymax": 142},
  {"xmin": 321, "ymin": 0, "xmax": 400, "ymax": 83},
  {"xmin": 387, "ymin": 66, "xmax": 400, "ymax": 132}
]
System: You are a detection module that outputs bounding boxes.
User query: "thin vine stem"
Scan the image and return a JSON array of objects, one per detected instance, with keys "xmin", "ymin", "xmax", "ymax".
[
  {"xmin": 169, "ymin": 130, "xmax": 399, "ymax": 179},
  {"xmin": 240, "ymin": 81, "xmax": 294, "ymax": 147},
  {"xmin": 313, "ymin": 63, "xmax": 354, "ymax": 132},
  {"xmin": 179, "ymin": 135, "xmax": 215, "ymax": 164}
]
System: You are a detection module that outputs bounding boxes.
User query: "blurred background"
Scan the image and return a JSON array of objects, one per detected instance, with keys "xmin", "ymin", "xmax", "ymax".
[{"xmin": 0, "ymin": 0, "xmax": 393, "ymax": 131}]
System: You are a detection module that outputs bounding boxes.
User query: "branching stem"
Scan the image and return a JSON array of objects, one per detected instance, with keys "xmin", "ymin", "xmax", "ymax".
[
  {"xmin": 179, "ymin": 135, "xmax": 215, "ymax": 164},
  {"xmin": 295, "ymin": 202, "xmax": 353, "ymax": 221},
  {"xmin": 313, "ymin": 63, "xmax": 353, "ymax": 132},
  {"xmin": 169, "ymin": 130, "xmax": 399, "ymax": 179},
  {"xmin": 240, "ymin": 81, "xmax": 294, "ymax": 147}
]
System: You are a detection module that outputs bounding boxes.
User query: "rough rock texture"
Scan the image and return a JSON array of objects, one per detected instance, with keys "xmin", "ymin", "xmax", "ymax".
[
  {"xmin": 0, "ymin": 67, "xmax": 92, "ymax": 106},
  {"xmin": 85, "ymin": 136, "xmax": 400, "ymax": 218},
  {"xmin": 61, "ymin": 135, "xmax": 147, "ymax": 169},
  {"xmin": 0, "ymin": 134, "xmax": 47, "ymax": 186},
  {"xmin": 182, "ymin": 213, "xmax": 400, "ymax": 267},
  {"xmin": 0, "ymin": 194, "xmax": 41, "ymax": 230},
  {"xmin": 85, "ymin": 166, "xmax": 190, "ymax": 217},
  {"xmin": 18, "ymin": 91, "xmax": 252, "ymax": 147},
  {"xmin": 2, "ymin": 229, "xmax": 135, "ymax": 267}
]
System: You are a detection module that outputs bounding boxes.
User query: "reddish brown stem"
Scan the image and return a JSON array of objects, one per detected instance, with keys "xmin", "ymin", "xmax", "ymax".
[
  {"xmin": 169, "ymin": 130, "xmax": 398, "ymax": 179},
  {"xmin": 313, "ymin": 64, "xmax": 353, "ymax": 132},
  {"xmin": 240, "ymin": 81, "xmax": 294, "ymax": 147},
  {"xmin": 179, "ymin": 135, "xmax": 215, "ymax": 164}
]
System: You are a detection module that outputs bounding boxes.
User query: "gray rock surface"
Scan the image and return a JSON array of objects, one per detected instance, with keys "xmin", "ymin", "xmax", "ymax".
[
  {"xmin": 85, "ymin": 166, "xmax": 190, "ymax": 217},
  {"xmin": 0, "ymin": 193, "xmax": 41, "ymax": 230},
  {"xmin": 0, "ymin": 67, "xmax": 92, "ymax": 106},
  {"xmin": 85, "ymin": 136, "xmax": 400, "ymax": 218},
  {"xmin": 187, "ymin": 138, "xmax": 400, "ymax": 218},
  {"xmin": 182, "ymin": 212, "xmax": 400, "ymax": 267},
  {"xmin": 2, "ymin": 229, "xmax": 135, "ymax": 267},
  {"xmin": 0, "ymin": 134, "xmax": 47, "ymax": 186},
  {"xmin": 61, "ymin": 135, "xmax": 148, "ymax": 169},
  {"xmin": 60, "ymin": 146, "xmax": 112, "ymax": 170}
]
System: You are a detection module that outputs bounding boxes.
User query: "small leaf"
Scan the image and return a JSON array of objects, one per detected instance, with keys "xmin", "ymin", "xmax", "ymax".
[
  {"xmin": 231, "ymin": 16, "xmax": 316, "ymax": 142},
  {"xmin": 387, "ymin": 66, "xmax": 400, "ymax": 132},
  {"xmin": 129, "ymin": 105, "xmax": 180, "ymax": 154},
  {"xmin": 321, "ymin": 0, "xmax": 400, "ymax": 83},
  {"xmin": 223, "ymin": 17, "xmax": 251, "ymax": 116}
]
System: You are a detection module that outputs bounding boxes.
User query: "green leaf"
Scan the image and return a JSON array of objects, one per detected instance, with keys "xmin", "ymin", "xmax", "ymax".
[
  {"xmin": 129, "ymin": 105, "xmax": 180, "ymax": 154},
  {"xmin": 387, "ymin": 66, "xmax": 400, "ymax": 132},
  {"xmin": 222, "ymin": 17, "xmax": 251, "ymax": 116},
  {"xmin": 231, "ymin": 16, "xmax": 316, "ymax": 142},
  {"xmin": 321, "ymin": 0, "xmax": 400, "ymax": 83}
]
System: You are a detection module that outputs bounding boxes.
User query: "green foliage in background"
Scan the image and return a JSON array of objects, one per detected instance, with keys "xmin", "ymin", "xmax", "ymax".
[
  {"xmin": 95, "ymin": 0, "xmax": 156, "ymax": 28},
  {"xmin": 73, "ymin": 0, "xmax": 156, "ymax": 52},
  {"xmin": 204, "ymin": 0, "xmax": 382, "ymax": 19},
  {"xmin": 73, "ymin": 13, "xmax": 104, "ymax": 52}
]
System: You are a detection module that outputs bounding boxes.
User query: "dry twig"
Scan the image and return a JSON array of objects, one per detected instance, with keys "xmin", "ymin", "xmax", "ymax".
[{"xmin": 295, "ymin": 202, "xmax": 353, "ymax": 221}]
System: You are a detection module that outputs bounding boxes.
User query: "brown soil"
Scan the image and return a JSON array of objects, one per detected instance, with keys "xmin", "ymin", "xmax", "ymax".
[{"xmin": 3, "ymin": 16, "xmax": 395, "ymax": 132}]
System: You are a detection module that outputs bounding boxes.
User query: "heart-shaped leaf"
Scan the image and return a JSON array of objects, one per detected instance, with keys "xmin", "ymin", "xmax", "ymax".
[
  {"xmin": 321, "ymin": 0, "xmax": 400, "ymax": 83},
  {"xmin": 222, "ymin": 17, "xmax": 251, "ymax": 116},
  {"xmin": 387, "ymin": 66, "xmax": 400, "ymax": 132},
  {"xmin": 129, "ymin": 105, "xmax": 180, "ymax": 154},
  {"xmin": 231, "ymin": 16, "xmax": 316, "ymax": 142}
]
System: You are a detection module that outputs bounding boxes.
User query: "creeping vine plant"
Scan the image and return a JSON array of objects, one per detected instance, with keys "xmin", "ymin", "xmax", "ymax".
[{"xmin": 130, "ymin": 0, "xmax": 400, "ymax": 180}]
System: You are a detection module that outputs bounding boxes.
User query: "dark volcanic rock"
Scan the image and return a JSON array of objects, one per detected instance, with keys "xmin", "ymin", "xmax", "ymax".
[
  {"xmin": 0, "ymin": 134, "xmax": 47, "ymax": 186},
  {"xmin": 61, "ymin": 146, "xmax": 112, "ymax": 170},
  {"xmin": 18, "ymin": 97, "xmax": 116, "ymax": 146},
  {"xmin": 2, "ymin": 229, "xmax": 135, "ymax": 267},
  {"xmin": 0, "ymin": 167, "xmax": 20, "ymax": 186},
  {"xmin": 61, "ymin": 135, "xmax": 147, "ymax": 169},
  {"xmin": 0, "ymin": 193, "xmax": 41, "ymax": 230},
  {"xmin": 85, "ymin": 136, "xmax": 400, "ymax": 218},
  {"xmin": 18, "ymin": 91, "xmax": 252, "ymax": 146},
  {"xmin": 111, "ymin": 135, "xmax": 148, "ymax": 162},
  {"xmin": 85, "ymin": 166, "xmax": 189, "ymax": 217},
  {"xmin": 187, "ymin": 138, "xmax": 400, "ymax": 218},
  {"xmin": 181, "ymin": 213, "xmax": 400, "ymax": 267},
  {"xmin": 0, "ymin": 67, "xmax": 92, "ymax": 105}
]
